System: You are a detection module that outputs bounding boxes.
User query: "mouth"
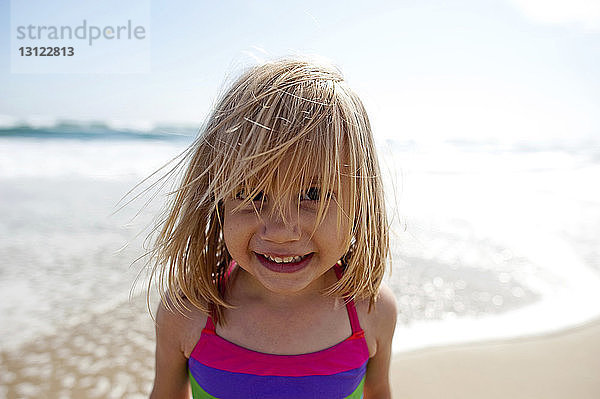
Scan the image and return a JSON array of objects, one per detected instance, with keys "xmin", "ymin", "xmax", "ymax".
[{"xmin": 254, "ymin": 252, "xmax": 314, "ymax": 273}]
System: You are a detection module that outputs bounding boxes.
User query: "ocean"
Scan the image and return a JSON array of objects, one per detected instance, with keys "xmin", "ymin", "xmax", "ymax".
[{"xmin": 1, "ymin": 122, "xmax": 599, "ymax": 355}]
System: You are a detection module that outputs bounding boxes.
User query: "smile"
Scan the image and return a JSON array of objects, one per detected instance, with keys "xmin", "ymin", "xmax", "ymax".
[
  {"xmin": 254, "ymin": 252, "xmax": 314, "ymax": 273},
  {"xmin": 261, "ymin": 253, "xmax": 311, "ymax": 264}
]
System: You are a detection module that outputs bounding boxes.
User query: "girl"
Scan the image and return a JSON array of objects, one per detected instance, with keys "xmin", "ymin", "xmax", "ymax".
[{"xmin": 148, "ymin": 56, "xmax": 397, "ymax": 399}]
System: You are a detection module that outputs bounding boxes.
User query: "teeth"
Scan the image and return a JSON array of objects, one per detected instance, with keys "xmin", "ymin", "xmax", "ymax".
[{"xmin": 264, "ymin": 254, "xmax": 307, "ymax": 263}]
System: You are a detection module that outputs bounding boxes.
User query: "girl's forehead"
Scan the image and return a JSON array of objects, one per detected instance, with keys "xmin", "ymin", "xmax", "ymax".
[
  {"xmin": 249, "ymin": 153, "xmax": 350, "ymax": 184},
  {"xmin": 219, "ymin": 131, "xmax": 354, "ymax": 197}
]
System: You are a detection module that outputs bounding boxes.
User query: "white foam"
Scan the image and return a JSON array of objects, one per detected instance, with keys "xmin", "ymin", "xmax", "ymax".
[
  {"xmin": 394, "ymin": 290, "xmax": 600, "ymax": 353},
  {"xmin": 0, "ymin": 138, "xmax": 189, "ymax": 180},
  {"xmin": 386, "ymin": 143, "xmax": 600, "ymax": 352}
]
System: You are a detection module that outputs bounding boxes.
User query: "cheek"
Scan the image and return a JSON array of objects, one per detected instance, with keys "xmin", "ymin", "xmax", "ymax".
[
  {"xmin": 314, "ymin": 208, "xmax": 351, "ymax": 252},
  {"xmin": 223, "ymin": 212, "xmax": 241, "ymax": 250},
  {"xmin": 223, "ymin": 211, "xmax": 256, "ymax": 254}
]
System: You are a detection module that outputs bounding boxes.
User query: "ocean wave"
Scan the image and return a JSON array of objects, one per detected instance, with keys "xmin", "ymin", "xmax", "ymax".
[{"xmin": 0, "ymin": 119, "xmax": 198, "ymax": 141}]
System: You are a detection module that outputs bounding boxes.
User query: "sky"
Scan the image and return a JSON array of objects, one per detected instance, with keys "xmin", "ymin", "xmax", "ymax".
[{"xmin": 1, "ymin": 0, "xmax": 599, "ymax": 143}]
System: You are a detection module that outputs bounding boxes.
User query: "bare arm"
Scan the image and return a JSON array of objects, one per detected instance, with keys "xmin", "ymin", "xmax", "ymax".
[
  {"xmin": 363, "ymin": 284, "xmax": 398, "ymax": 399},
  {"xmin": 149, "ymin": 301, "xmax": 192, "ymax": 399}
]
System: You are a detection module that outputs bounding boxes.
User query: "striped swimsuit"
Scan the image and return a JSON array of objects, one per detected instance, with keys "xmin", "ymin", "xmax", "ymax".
[{"xmin": 187, "ymin": 265, "xmax": 370, "ymax": 398}]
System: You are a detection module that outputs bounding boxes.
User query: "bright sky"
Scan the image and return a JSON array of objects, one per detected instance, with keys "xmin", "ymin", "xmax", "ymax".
[{"xmin": 1, "ymin": 0, "xmax": 599, "ymax": 143}]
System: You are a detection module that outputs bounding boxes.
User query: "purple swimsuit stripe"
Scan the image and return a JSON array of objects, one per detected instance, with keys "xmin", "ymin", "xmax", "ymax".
[
  {"xmin": 189, "ymin": 359, "xmax": 367, "ymax": 398},
  {"xmin": 188, "ymin": 264, "xmax": 369, "ymax": 398}
]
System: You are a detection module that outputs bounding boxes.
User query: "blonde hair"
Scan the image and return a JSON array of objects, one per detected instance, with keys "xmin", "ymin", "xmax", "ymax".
[{"xmin": 143, "ymin": 56, "xmax": 388, "ymax": 323}]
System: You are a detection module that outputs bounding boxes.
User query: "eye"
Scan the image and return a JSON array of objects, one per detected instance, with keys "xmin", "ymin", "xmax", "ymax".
[
  {"xmin": 236, "ymin": 189, "xmax": 265, "ymax": 202},
  {"xmin": 299, "ymin": 187, "xmax": 323, "ymax": 201}
]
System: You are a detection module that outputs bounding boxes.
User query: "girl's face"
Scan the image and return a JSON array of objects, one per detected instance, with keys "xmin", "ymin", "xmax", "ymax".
[{"xmin": 223, "ymin": 174, "xmax": 350, "ymax": 297}]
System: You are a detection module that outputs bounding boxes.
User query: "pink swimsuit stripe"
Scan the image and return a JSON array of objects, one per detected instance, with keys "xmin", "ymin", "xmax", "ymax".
[{"xmin": 187, "ymin": 264, "xmax": 370, "ymax": 398}]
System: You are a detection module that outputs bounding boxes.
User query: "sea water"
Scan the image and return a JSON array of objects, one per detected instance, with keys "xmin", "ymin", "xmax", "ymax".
[
  {"xmin": 0, "ymin": 124, "xmax": 599, "ymax": 353},
  {"xmin": 380, "ymin": 139, "xmax": 600, "ymax": 350}
]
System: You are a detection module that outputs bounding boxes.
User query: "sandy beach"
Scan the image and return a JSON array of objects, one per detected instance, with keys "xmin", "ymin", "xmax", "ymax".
[{"xmin": 391, "ymin": 317, "xmax": 600, "ymax": 399}]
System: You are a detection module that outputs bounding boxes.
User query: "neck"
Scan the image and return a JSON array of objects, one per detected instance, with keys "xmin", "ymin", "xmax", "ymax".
[{"xmin": 232, "ymin": 267, "xmax": 337, "ymax": 310}]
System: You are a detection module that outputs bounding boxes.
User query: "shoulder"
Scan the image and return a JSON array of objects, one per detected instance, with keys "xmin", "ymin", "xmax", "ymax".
[
  {"xmin": 155, "ymin": 295, "xmax": 208, "ymax": 359},
  {"xmin": 355, "ymin": 283, "xmax": 398, "ymax": 357},
  {"xmin": 358, "ymin": 284, "xmax": 397, "ymax": 399},
  {"xmin": 151, "ymin": 296, "xmax": 207, "ymax": 398},
  {"xmin": 369, "ymin": 283, "xmax": 398, "ymax": 342}
]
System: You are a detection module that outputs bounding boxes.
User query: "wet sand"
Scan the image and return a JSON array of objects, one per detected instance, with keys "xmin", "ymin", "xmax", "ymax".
[
  {"xmin": 391, "ymin": 317, "xmax": 600, "ymax": 399},
  {"xmin": 0, "ymin": 294, "xmax": 156, "ymax": 399}
]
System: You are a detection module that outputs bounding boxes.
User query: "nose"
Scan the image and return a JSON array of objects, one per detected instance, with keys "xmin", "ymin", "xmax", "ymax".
[{"xmin": 259, "ymin": 209, "xmax": 301, "ymax": 243}]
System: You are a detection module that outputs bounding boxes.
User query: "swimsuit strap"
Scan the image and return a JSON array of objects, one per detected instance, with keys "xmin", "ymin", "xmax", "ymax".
[
  {"xmin": 204, "ymin": 263, "xmax": 362, "ymax": 334},
  {"xmin": 204, "ymin": 260, "xmax": 236, "ymax": 332},
  {"xmin": 205, "ymin": 312, "xmax": 216, "ymax": 331},
  {"xmin": 333, "ymin": 263, "xmax": 362, "ymax": 334}
]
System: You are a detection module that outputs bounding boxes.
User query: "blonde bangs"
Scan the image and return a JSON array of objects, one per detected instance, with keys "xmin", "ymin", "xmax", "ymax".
[{"xmin": 142, "ymin": 57, "xmax": 389, "ymax": 323}]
